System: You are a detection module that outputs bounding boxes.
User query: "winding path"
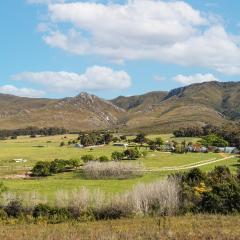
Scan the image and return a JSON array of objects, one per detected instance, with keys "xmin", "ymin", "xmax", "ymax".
[{"xmin": 147, "ymin": 155, "xmax": 237, "ymax": 172}]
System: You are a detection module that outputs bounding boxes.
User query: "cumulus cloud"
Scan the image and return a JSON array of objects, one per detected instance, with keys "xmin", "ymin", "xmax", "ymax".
[
  {"xmin": 39, "ymin": 0, "xmax": 240, "ymax": 74},
  {"xmin": 0, "ymin": 85, "xmax": 45, "ymax": 98},
  {"xmin": 174, "ymin": 73, "xmax": 219, "ymax": 85},
  {"xmin": 12, "ymin": 66, "xmax": 131, "ymax": 92}
]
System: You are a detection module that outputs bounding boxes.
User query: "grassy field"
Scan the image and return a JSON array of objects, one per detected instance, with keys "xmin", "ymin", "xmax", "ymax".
[
  {"xmin": 0, "ymin": 134, "xmax": 238, "ymax": 200},
  {"xmin": 0, "ymin": 215, "xmax": 239, "ymax": 240}
]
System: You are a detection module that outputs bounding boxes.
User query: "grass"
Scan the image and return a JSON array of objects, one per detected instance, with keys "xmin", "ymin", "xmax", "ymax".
[
  {"xmin": 0, "ymin": 215, "xmax": 239, "ymax": 240},
  {"xmin": 0, "ymin": 134, "xmax": 239, "ymax": 200}
]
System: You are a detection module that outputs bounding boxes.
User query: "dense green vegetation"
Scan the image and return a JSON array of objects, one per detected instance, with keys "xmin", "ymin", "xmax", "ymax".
[
  {"xmin": 173, "ymin": 124, "xmax": 240, "ymax": 148},
  {"xmin": 0, "ymin": 127, "xmax": 67, "ymax": 139},
  {"xmin": 0, "ymin": 166, "xmax": 239, "ymax": 222}
]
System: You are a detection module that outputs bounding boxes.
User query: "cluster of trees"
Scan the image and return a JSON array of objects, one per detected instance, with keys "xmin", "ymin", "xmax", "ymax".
[
  {"xmin": 200, "ymin": 134, "xmax": 229, "ymax": 147},
  {"xmin": 81, "ymin": 148, "xmax": 142, "ymax": 163},
  {"xmin": 131, "ymin": 133, "xmax": 164, "ymax": 149},
  {"xmin": 0, "ymin": 127, "xmax": 67, "ymax": 139},
  {"xmin": 112, "ymin": 135, "xmax": 127, "ymax": 142},
  {"xmin": 31, "ymin": 159, "xmax": 80, "ymax": 177},
  {"xmin": 78, "ymin": 132, "xmax": 113, "ymax": 147},
  {"xmin": 173, "ymin": 124, "xmax": 240, "ymax": 148},
  {"xmin": 175, "ymin": 165, "xmax": 240, "ymax": 214}
]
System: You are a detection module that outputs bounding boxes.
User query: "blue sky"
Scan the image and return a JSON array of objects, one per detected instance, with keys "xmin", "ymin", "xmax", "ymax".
[{"xmin": 0, "ymin": 0, "xmax": 240, "ymax": 99}]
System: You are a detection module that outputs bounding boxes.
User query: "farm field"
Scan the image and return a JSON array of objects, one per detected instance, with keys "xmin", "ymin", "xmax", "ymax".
[
  {"xmin": 0, "ymin": 134, "xmax": 238, "ymax": 200},
  {"xmin": 0, "ymin": 214, "xmax": 239, "ymax": 240}
]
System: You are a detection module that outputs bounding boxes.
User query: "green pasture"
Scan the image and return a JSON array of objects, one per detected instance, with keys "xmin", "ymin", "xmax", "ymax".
[{"xmin": 0, "ymin": 134, "xmax": 238, "ymax": 200}]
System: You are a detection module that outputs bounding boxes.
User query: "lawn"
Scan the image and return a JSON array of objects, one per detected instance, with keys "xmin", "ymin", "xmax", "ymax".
[{"xmin": 0, "ymin": 134, "xmax": 239, "ymax": 200}]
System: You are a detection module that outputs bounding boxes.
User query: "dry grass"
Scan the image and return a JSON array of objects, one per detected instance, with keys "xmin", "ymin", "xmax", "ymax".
[
  {"xmin": 82, "ymin": 161, "xmax": 144, "ymax": 179},
  {"xmin": 0, "ymin": 214, "xmax": 239, "ymax": 240},
  {"xmin": 54, "ymin": 178, "xmax": 179, "ymax": 218}
]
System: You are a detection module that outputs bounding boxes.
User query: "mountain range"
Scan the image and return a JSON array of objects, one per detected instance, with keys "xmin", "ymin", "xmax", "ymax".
[{"xmin": 0, "ymin": 81, "xmax": 239, "ymax": 133}]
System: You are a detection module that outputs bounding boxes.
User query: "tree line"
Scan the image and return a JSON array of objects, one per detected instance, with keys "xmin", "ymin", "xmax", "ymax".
[
  {"xmin": 0, "ymin": 127, "xmax": 68, "ymax": 139},
  {"xmin": 173, "ymin": 124, "xmax": 240, "ymax": 148}
]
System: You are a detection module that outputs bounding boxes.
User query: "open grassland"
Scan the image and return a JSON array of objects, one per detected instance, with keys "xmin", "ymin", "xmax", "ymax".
[
  {"xmin": 0, "ymin": 134, "xmax": 238, "ymax": 200},
  {"xmin": 0, "ymin": 215, "xmax": 239, "ymax": 240}
]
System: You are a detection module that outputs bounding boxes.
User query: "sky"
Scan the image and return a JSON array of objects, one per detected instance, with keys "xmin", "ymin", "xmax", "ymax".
[{"xmin": 0, "ymin": 0, "xmax": 240, "ymax": 99}]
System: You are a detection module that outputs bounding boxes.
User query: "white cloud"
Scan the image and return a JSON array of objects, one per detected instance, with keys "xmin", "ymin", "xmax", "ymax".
[
  {"xmin": 12, "ymin": 66, "xmax": 131, "ymax": 92},
  {"xmin": 39, "ymin": 0, "xmax": 240, "ymax": 74},
  {"xmin": 174, "ymin": 73, "xmax": 219, "ymax": 85},
  {"xmin": 0, "ymin": 85, "xmax": 45, "ymax": 98}
]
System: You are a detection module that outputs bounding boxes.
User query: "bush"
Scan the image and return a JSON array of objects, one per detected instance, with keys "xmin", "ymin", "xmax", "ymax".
[
  {"xmin": 31, "ymin": 161, "xmax": 51, "ymax": 176},
  {"xmin": 98, "ymin": 156, "xmax": 109, "ymax": 162},
  {"xmin": 4, "ymin": 200, "xmax": 23, "ymax": 217},
  {"xmin": 83, "ymin": 161, "xmax": 144, "ymax": 179},
  {"xmin": 81, "ymin": 155, "xmax": 95, "ymax": 163},
  {"xmin": 0, "ymin": 209, "xmax": 7, "ymax": 220},
  {"xmin": 33, "ymin": 203, "xmax": 51, "ymax": 218},
  {"xmin": 111, "ymin": 151, "xmax": 124, "ymax": 161},
  {"xmin": 201, "ymin": 181, "xmax": 240, "ymax": 214},
  {"xmin": 33, "ymin": 204, "xmax": 70, "ymax": 223},
  {"xmin": 93, "ymin": 204, "xmax": 130, "ymax": 220},
  {"xmin": 124, "ymin": 148, "xmax": 141, "ymax": 160},
  {"xmin": 50, "ymin": 159, "xmax": 67, "ymax": 174},
  {"xmin": 175, "ymin": 166, "xmax": 240, "ymax": 214}
]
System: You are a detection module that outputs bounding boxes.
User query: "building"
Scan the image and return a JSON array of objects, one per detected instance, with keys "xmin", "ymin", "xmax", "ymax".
[
  {"xmin": 75, "ymin": 143, "xmax": 84, "ymax": 148},
  {"xmin": 217, "ymin": 147, "xmax": 239, "ymax": 154},
  {"xmin": 113, "ymin": 143, "xmax": 128, "ymax": 148}
]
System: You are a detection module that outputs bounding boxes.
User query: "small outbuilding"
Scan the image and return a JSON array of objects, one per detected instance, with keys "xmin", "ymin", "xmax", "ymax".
[
  {"xmin": 217, "ymin": 147, "xmax": 239, "ymax": 154},
  {"xmin": 75, "ymin": 143, "xmax": 84, "ymax": 148},
  {"xmin": 113, "ymin": 143, "xmax": 128, "ymax": 148}
]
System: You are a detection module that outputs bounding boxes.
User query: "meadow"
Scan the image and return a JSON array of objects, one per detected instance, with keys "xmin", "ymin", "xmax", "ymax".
[
  {"xmin": 0, "ymin": 215, "xmax": 239, "ymax": 240},
  {"xmin": 0, "ymin": 134, "xmax": 238, "ymax": 201}
]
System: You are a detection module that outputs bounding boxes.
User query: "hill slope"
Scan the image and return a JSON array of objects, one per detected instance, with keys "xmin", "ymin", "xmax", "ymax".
[{"xmin": 0, "ymin": 81, "xmax": 239, "ymax": 132}]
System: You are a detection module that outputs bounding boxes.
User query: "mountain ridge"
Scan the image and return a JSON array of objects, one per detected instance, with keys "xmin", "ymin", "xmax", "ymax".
[{"xmin": 0, "ymin": 81, "xmax": 239, "ymax": 133}]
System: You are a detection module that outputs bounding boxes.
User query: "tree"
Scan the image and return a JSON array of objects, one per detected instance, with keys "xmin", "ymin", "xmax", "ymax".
[
  {"xmin": 124, "ymin": 148, "xmax": 141, "ymax": 160},
  {"xmin": 120, "ymin": 135, "xmax": 127, "ymax": 141},
  {"xmin": 148, "ymin": 140, "xmax": 157, "ymax": 151},
  {"xmin": 31, "ymin": 161, "xmax": 51, "ymax": 176},
  {"xmin": 134, "ymin": 133, "xmax": 147, "ymax": 145},
  {"xmin": 155, "ymin": 137, "xmax": 164, "ymax": 147},
  {"xmin": 201, "ymin": 134, "xmax": 228, "ymax": 147}
]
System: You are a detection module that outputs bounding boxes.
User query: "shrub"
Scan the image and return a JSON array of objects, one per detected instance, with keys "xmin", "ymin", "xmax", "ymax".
[
  {"xmin": 201, "ymin": 181, "xmax": 240, "ymax": 214},
  {"xmin": 31, "ymin": 161, "xmax": 51, "ymax": 176},
  {"xmin": 93, "ymin": 204, "xmax": 130, "ymax": 220},
  {"xmin": 111, "ymin": 151, "xmax": 124, "ymax": 161},
  {"xmin": 83, "ymin": 161, "xmax": 144, "ymax": 179},
  {"xmin": 0, "ymin": 209, "xmax": 7, "ymax": 220},
  {"xmin": 124, "ymin": 148, "xmax": 141, "ymax": 160},
  {"xmin": 50, "ymin": 159, "xmax": 67, "ymax": 174},
  {"xmin": 98, "ymin": 156, "xmax": 109, "ymax": 162},
  {"xmin": 33, "ymin": 203, "xmax": 51, "ymax": 218},
  {"xmin": 4, "ymin": 200, "xmax": 23, "ymax": 217},
  {"xmin": 81, "ymin": 155, "xmax": 95, "ymax": 163}
]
